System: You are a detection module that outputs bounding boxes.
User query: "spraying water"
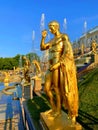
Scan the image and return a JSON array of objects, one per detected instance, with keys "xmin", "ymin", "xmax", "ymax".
[
  {"xmin": 40, "ymin": 13, "xmax": 45, "ymax": 31},
  {"xmin": 63, "ymin": 18, "xmax": 67, "ymax": 33},
  {"xmin": 40, "ymin": 13, "xmax": 49, "ymax": 71},
  {"xmin": 19, "ymin": 55, "xmax": 22, "ymax": 68},
  {"xmin": 84, "ymin": 21, "xmax": 87, "ymax": 33},
  {"xmin": 84, "ymin": 21, "xmax": 87, "ymax": 49},
  {"xmin": 32, "ymin": 30, "xmax": 35, "ymax": 41},
  {"xmin": 32, "ymin": 30, "xmax": 35, "ymax": 52}
]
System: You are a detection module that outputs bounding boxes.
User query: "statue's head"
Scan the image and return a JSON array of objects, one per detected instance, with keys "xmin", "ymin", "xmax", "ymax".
[
  {"xmin": 23, "ymin": 56, "xmax": 26, "ymax": 60},
  {"xmin": 48, "ymin": 21, "xmax": 59, "ymax": 27},
  {"xmin": 92, "ymin": 39, "xmax": 96, "ymax": 42},
  {"xmin": 48, "ymin": 21, "xmax": 60, "ymax": 33}
]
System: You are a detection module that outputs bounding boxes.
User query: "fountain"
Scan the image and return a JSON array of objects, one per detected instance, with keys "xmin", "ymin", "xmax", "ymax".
[
  {"xmin": 63, "ymin": 18, "xmax": 67, "ymax": 33},
  {"xmin": 84, "ymin": 21, "xmax": 87, "ymax": 52},
  {"xmin": 40, "ymin": 13, "xmax": 49, "ymax": 72},
  {"xmin": 32, "ymin": 30, "xmax": 35, "ymax": 53},
  {"xmin": 19, "ymin": 55, "xmax": 22, "ymax": 68},
  {"xmin": 40, "ymin": 13, "xmax": 45, "ymax": 31},
  {"xmin": 2, "ymin": 71, "xmax": 21, "ymax": 95}
]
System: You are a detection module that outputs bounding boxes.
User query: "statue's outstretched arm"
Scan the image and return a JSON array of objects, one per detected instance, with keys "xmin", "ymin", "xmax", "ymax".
[{"xmin": 40, "ymin": 30, "xmax": 50, "ymax": 50}]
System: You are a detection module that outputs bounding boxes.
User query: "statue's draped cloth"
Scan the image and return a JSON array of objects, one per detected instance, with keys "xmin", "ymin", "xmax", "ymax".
[{"xmin": 60, "ymin": 39, "xmax": 78, "ymax": 117}]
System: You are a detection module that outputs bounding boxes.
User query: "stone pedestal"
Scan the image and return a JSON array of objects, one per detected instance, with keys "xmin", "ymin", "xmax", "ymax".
[
  {"xmin": 40, "ymin": 110, "xmax": 82, "ymax": 130},
  {"xmin": 33, "ymin": 78, "xmax": 42, "ymax": 92},
  {"xmin": 22, "ymin": 84, "xmax": 33, "ymax": 99}
]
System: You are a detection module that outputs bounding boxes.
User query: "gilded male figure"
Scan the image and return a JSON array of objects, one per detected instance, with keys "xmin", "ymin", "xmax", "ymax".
[
  {"xmin": 91, "ymin": 40, "xmax": 97, "ymax": 54},
  {"xmin": 40, "ymin": 21, "xmax": 78, "ymax": 123},
  {"xmin": 23, "ymin": 56, "xmax": 31, "ymax": 83}
]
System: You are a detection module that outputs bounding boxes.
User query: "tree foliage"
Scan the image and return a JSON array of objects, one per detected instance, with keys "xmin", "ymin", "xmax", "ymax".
[{"xmin": 0, "ymin": 53, "xmax": 40, "ymax": 70}]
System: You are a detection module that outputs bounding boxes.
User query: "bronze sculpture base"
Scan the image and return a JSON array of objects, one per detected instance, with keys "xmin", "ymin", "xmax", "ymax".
[{"xmin": 40, "ymin": 109, "xmax": 82, "ymax": 130}]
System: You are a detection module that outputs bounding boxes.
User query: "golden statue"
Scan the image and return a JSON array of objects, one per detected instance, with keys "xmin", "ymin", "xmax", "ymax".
[
  {"xmin": 32, "ymin": 60, "xmax": 41, "ymax": 75},
  {"xmin": 81, "ymin": 43, "xmax": 84, "ymax": 55},
  {"xmin": 40, "ymin": 20, "xmax": 78, "ymax": 123},
  {"xmin": 23, "ymin": 56, "xmax": 31, "ymax": 83},
  {"xmin": 91, "ymin": 40, "xmax": 97, "ymax": 54},
  {"xmin": 4, "ymin": 72, "xmax": 10, "ymax": 87}
]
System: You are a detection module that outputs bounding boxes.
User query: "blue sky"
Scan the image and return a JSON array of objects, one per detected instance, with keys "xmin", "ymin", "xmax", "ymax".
[{"xmin": 0, "ymin": 0, "xmax": 98, "ymax": 57}]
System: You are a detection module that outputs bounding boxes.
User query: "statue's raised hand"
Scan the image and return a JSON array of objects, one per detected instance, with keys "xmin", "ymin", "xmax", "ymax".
[{"xmin": 42, "ymin": 30, "xmax": 47, "ymax": 38}]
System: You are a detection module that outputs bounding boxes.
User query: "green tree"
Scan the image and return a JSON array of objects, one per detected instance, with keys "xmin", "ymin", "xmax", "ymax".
[{"xmin": 0, "ymin": 53, "xmax": 40, "ymax": 70}]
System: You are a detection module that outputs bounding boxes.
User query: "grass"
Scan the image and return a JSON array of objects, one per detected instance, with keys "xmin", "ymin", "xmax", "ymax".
[
  {"xmin": 77, "ymin": 67, "xmax": 98, "ymax": 129},
  {"xmin": 78, "ymin": 68, "xmax": 98, "ymax": 118},
  {"xmin": 27, "ymin": 93, "xmax": 50, "ymax": 129}
]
